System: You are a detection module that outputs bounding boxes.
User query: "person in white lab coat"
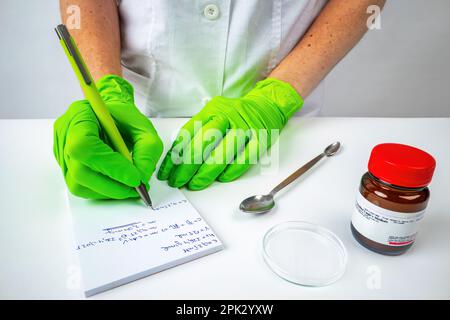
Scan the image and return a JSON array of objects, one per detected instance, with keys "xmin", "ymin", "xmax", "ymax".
[{"xmin": 54, "ymin": 0, "xmax": 385, "ymax": 199}]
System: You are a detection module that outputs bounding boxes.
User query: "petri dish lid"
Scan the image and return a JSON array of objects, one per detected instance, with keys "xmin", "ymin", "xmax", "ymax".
[{"xmin": 262, "ymin": 221, "xmax": 347, "ymax": 287}]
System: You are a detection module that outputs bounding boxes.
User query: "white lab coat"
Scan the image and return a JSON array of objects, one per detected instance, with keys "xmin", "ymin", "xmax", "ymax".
[{"xmin": 118, "ymin": 0, "xmax": 327, "ymax": 117}]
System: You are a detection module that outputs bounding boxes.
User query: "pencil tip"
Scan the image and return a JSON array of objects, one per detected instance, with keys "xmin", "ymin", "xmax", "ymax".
[{"xmin": 135, "ymin": 184, "xmax": 153, "ymax": 209}]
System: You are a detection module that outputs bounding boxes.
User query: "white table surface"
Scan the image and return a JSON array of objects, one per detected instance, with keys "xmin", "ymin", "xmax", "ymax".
[{"xmin": 0, "ymin": 117, "xmax": 449, "ymax": 300}]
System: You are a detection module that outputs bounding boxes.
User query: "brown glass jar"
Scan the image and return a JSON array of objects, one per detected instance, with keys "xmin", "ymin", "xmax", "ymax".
[{"xmin": 351, "ymin": 143, "xmax": 436, "ymax": 256}]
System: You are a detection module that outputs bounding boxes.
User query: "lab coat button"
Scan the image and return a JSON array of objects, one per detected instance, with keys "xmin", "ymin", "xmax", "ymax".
[{"xmin": 204, "ymin": 4, "xmax": 220, "ymax": 20}]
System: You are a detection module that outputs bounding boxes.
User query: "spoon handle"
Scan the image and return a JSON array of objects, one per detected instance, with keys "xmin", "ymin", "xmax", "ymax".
[{"xmin": 269, "ymin": 152, "xmax": 325, "ymax": 196}]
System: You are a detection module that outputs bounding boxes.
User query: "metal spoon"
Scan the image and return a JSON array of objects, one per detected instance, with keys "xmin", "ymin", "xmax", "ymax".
[{"xmin": 239, "ymin": 141, "xmax": 341, "ymax": 214}]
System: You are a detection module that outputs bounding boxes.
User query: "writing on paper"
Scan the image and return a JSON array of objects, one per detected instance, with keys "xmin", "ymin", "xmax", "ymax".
[{"xmin": 75, "ymin": 217, "xmax": 218, "ymax": 254}]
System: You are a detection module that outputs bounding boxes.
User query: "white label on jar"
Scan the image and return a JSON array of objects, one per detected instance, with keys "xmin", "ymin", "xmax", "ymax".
[{"xmin": 351, "ymin": 192, "xmax": 425, "ymax": 246}]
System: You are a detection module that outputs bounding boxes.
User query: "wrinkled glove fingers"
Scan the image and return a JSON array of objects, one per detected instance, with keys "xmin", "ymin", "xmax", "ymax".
[
  {"xmin": 168, "ymin": 115, "xmax": 229, "ymax": 187},
  {"xmin": 157, "ymin": 114, "xmax": 205, "ymax": 180},
  {"xmin": 107, "ymin": 104, "xmax": 164, "ymax": 186},
  {"xmin": 131, "ymin": 128, "xmax": 164, "ymax": 184},
  {"xmin": 65, "ymin": 170, "xmax": 110, "ymax": 200},
  {"xmin": 219, "ymin": 135, "xmax": 260, "ymax": 182},
  {"xmin": 188, "ymin": 129, "xmax": 248, "ymax": 190},
  {"xmin": 66, "ymin": 158, "xmax": 138, "ymax": 199},
  {"xmin": 65, "ymin": 119, "xmax": 142, "ymax": 188}
]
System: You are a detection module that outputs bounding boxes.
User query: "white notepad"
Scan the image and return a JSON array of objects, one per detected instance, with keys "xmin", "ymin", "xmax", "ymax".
[{"xmin": 68, "ymin": 177, "xmax": 223, "ymax": 297}]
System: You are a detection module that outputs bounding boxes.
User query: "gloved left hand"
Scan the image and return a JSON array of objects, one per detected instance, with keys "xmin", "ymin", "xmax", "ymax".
[{"xmin": 157, "ymin": 78, "xmax": 303, "ymax": 190}]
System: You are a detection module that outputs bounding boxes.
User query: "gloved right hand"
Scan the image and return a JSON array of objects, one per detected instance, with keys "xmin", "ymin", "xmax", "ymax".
[{"xmin": 53, "ymin": 75, "xmax": 163, "ymax": 199}]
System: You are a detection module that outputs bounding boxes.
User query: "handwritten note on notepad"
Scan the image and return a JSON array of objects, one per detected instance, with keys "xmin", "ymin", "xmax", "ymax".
[{"xmin": 68, "ymin": 177, "xmax": 223, "ymax": 297}]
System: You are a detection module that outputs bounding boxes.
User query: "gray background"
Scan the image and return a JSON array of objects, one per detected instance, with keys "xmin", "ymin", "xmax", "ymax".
[{"xmin": 1, "ymin": 0, "xmax": 449, "ymax": 118}]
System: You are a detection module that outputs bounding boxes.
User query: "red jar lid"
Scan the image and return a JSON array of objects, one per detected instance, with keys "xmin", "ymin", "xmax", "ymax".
[{"xmin": 368, "ymin": 143, "xmax": 436, "ymax": 188}]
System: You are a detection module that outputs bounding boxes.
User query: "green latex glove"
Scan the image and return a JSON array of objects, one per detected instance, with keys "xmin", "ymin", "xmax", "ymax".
[
  {"xmin": 157, "ymin": 78, "xmax": 303, "ymax": 190},
  {"xmin": 54, "ymin": 75, "xmax": 163, "ymax": 199}
]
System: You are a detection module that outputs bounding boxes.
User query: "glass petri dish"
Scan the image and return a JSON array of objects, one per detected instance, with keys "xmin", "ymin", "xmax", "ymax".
[{"xmin": 262, "ymin": 221, "xmax": 347, "ymax": 287}]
